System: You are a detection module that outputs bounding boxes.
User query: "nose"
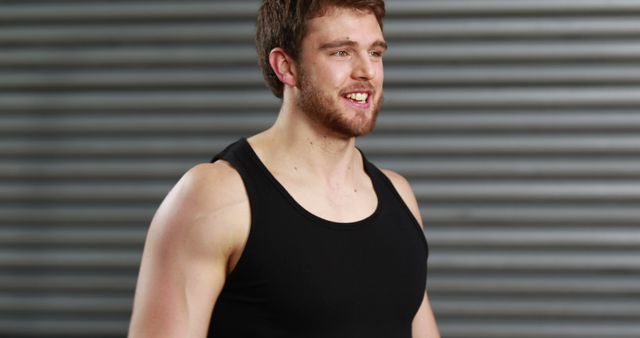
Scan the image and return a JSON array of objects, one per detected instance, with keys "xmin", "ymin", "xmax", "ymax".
[{"xmin": 352, "ymin": 53, "xmax": 376, "ymax": 80}]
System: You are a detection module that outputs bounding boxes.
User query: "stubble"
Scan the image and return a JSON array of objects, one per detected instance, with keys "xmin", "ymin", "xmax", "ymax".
[{"xmin": 296, "ymin": 67, "xmax": 383, "ymax": 138}]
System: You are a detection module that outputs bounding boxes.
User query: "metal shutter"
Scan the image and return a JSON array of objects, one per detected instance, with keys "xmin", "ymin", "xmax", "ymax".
[{"xmin": 2, "ymin": 0, "xmax": 639, "ymax": 337}]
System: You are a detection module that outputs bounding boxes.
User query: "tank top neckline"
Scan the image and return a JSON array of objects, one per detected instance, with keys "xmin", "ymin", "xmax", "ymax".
[{"xmin": 240, "ymin": 137, "xmax": 381, "ymax": 230}]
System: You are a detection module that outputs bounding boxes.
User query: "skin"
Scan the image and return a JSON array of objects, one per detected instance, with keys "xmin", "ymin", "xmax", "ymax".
[{"xmin": 128, "ymin": 7, "xmax": 440, "ymax": 338}]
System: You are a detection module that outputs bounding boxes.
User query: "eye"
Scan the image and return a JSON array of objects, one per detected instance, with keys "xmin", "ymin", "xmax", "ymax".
[
  {"xmin": 332, "ymin": 50, "xmax": 349, "ymax": 57},
  {"xmin": 369, "ymin": 50, "xmax": 384, "ymax": 58}
]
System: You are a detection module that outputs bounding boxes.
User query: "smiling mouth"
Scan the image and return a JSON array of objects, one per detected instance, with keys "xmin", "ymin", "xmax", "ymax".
[{"xmin": 344, "ymin": 92, "xmax": 369, "ymax": 104}]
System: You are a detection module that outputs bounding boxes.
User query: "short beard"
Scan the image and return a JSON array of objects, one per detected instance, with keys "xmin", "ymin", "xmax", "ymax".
[{"xmin": 296, "ymin": 67, "xmax": 382, "ymax": 138}]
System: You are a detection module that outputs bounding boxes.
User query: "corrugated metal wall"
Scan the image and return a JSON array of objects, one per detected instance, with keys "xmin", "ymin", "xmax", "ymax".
[{"xmin": 2, "ymin": 0, "xmax": 640, "ymax": 337}]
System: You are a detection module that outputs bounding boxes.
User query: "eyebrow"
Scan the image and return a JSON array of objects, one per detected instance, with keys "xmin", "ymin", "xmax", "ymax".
[{"xmin": 319, "ymin": 39, "xmax": 388, "ymax": 51}]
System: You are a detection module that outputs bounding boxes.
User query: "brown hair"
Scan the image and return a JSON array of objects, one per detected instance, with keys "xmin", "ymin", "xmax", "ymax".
[{"xmin": 256, "ymin": 0, "xmax": 385, "ymax": 98}]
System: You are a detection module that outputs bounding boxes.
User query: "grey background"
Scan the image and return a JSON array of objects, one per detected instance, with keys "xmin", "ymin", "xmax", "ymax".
[{"xmin": 2, "ymin": 0, "xmax": 640, "ymax": 337}]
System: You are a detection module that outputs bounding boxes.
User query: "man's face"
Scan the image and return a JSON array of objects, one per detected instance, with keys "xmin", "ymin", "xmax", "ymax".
[{"xmin": 295, "ymin": 7, "xmax": 386, "ymax": 138}]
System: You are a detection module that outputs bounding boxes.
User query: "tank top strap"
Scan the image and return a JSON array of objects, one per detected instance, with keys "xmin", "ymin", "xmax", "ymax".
[
  {"xmin": 211, "ymin": 138, "xmax": 274, "ymax": 216},
  {"xmin": 359, "ymin": 150, "xmax": 395, "ymax": 201},
  {"xmin": 360, "ymin": 151, "xmax": 427, "ymax": 241}
]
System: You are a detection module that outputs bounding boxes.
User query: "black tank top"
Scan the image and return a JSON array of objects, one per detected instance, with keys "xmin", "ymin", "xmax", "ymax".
[{"xmin": 208, "ymin": 138, "xmax": 428, "ymax": 338}]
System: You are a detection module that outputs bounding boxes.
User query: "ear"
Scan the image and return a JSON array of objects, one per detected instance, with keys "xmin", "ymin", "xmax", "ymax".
[{"xmin": 269, "ymin": 48, "xmax": 297, "ymax": 87}]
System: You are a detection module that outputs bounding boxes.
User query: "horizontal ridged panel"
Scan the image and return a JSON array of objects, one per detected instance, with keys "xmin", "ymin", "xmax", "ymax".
[
  {"xmin": 2, "ymin": 0, "xmax": 640, "ymax": 337},
  {"xmin": 5, "ymin": 42, "xmax": 640, "ymax": 67},
  {"xmin": 10, "ymin": 136, "xmax": 640, "ymax": 159},
  {"xmin": 0, "ymin": 274, "xmax": 136, "ymax": 292},
  {"xmin": 0, "ymin": 2, "xmax": 256, "ymax": 22},
  {"xmin": 6, "ymin": 65, "xmax": 640, "ymax": 89},
  {"xmin": 6, "ymin": 18, "xmax": 640, "ymax": 46},
  {"xmin": 3, "ymin": 1, "xmax": 640, "ymax": 22},
  {"xmin": 10, "ymin": 181, "xmax": 640, "ymax": 203},
  {"xmin": 6, "ymin": 112, "xmax": 640, "ymax": 133},
  {"xmin": 430, "ymin": 275, "xmax": 640, "ymax": 294},
  {"xmin": 7, "ymin": 87, "xmax": 640, "ymax": 111}
]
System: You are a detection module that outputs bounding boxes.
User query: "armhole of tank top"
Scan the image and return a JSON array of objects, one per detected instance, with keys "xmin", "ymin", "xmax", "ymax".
[
  {"xmin": 211, "ymin": 157, "xmax": 257, "ymax": 279},
  {"xmin": 372, "ymin": 164, "xmax": 429, "ymax": 254}
]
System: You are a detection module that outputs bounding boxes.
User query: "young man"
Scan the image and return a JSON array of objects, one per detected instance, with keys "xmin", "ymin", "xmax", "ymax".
[{"xmin": 128, "ymin": 1, "xmax": 440, "ymax": 337}]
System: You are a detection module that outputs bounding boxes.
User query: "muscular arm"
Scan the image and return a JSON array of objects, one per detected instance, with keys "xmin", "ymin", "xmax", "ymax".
[
  {"xmin": 382, "ymin": 169, "xmax": 441, "ymax": 338},
  {"xmin": 128, "ymin": 162, "xmax": 250, "ymax": 338}
]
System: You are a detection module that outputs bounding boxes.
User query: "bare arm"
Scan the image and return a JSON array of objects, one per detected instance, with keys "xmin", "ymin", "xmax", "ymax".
[
  {"xmin": 411, "ymin": 291, "xmax": 441, "ymax": 338},
  {"xmin": 128, "ymin": 162, "xmax": 250, "ymax": 338},
  {"xmin": 382, "ymin": 169, "xmax": 441, "ymax": 338}
]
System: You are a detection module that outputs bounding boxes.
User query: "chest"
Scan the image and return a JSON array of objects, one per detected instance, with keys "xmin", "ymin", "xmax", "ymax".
[
  {"xmin": 226, "ymin": 202, "xmax": 428, "ymax": 328},
  {"xmin": 277, "ymin": 176, "xmax": 379, "ymax": 224}
]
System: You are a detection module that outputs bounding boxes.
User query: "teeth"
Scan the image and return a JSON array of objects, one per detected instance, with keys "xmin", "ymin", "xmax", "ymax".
[{"xmin": 346, "ymin": 92, "xmax": 368, "ymax": 102}]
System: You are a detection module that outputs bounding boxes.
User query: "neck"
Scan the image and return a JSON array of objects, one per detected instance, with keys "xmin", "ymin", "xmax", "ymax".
[{"xmin": 249, "ymin": 103, "xmax": 363, "ymax": 185}]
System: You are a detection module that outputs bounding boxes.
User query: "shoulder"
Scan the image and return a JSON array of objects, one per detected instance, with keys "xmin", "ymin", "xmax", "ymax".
[
  {"xmin": 158, "ymin": 161, "xmax": 248, "ymax": 223},
  {"xmin": 380, "ymin": 168, "xmax": 413, "ymax": 196},
  {"xmin": 176, "ymin": 161, "xmax": 247, "ymax": 210},
  {"xmin": 380, "ymin": 168, "xmax": 423, "ymax": 227},
  {"xmin": 148, "ymin": 160, "xmax": 250, "ymax": 262}
]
